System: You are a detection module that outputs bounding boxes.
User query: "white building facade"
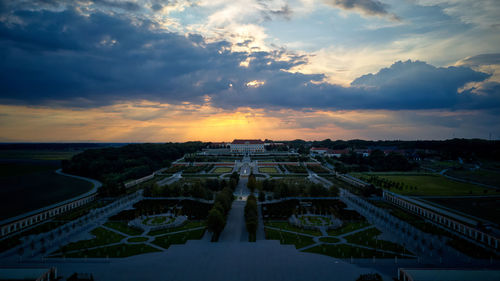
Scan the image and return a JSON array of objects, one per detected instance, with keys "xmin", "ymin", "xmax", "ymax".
[
  {"xmin": 383, "ymin": 190, "xmax": 499, "ymax": 250},
  {"xmin": 230, "ymin": 139, "xmax": 265, "ymax": 153}
]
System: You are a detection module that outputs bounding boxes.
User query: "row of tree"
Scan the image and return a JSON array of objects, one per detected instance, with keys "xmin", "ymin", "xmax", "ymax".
[
  {"xmin": 341, "ymin": 150, "xmax": 417, "ymax": 171},
  {"xmin": 207, "ymin": 175, "xmax": 238, "ymax": 241},
  {"xmin": 245, "ymin": 194, "xmax": 258, "ymax": 242},
  {"xmin": 364, "ymin": 175, "xmax": 418, "ymax": 191}
]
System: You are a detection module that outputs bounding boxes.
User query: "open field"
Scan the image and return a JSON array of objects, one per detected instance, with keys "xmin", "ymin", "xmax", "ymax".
[
  {"xmin": 0, "ymin": 162, "xmax": 94, "ymax": 220},
  {"xmin": 445, "ymin": 169, "xmax": 500, "ymax": 187},
  {"xmin": 212, "ymin": 167, "xmax": 233, "ymax": 173},
  {"xmin": 357, "ymin": 172, "xmax": 495, "ymax": 196},
  {"xmin": 420, "ymin": 160, "xmax": 460, "ymax": 171},
  {"xmin": 258, "ymin": 167, "xmax": 279, "ymax": 173},
  {"xmin": 0, "ymin": 150, "xmax": 80, "ymax": 161},
  {"xmin": 426, "ymin": 197, "xmax": 500, "ymax": 225}
]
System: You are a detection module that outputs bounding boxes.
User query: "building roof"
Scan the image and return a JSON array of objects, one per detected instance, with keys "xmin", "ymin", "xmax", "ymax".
[
  {"xmin": 399, "ymin": 268, "xmax": 500, "ymax": 281},
  {"xmin": 310, "ymin": 147, "xmax": 329, "ymax": 151},
  {"xmin": 330, "ymin": 149, "xmax": 349, "ymax": 154},
  {"xmin": 231, "ymin": 139, "xmax": 264, "ymax": 144}
]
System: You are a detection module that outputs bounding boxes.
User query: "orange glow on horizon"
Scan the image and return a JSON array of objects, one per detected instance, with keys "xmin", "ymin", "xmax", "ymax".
[{"xmin": 0, "ymin": 102, "xmax": 477, "ymax": 142}]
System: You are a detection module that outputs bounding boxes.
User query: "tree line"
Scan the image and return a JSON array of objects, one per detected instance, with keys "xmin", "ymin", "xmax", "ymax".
[
  {"xmin": 245, "ymin": 194, "xmax": 258, "ymax": 242},
  {"xmin": 207, "ymin": 172, "xmax": 239, "ymax": 241},
  {"xmin": 61, "ymin": 142, "xmax": 205, "ymax": 196}
]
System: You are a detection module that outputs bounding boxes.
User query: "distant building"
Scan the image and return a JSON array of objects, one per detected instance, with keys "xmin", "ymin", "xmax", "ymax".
[
  {"xmin": 230, "ymin": 139, "xmax": 265, "ymax": 153},
  {"xmin": 310, "ymin": 147, "xmax": 349, "ymax": 158},
  {"xmin": 310, "ymin": 147, "xmax": 329, "ymax": 156},
  {"xmin": 354, "ymin": 149, "xmax": 371, "ymax": 157},
  {"xmin": 329, "ymin": 149, "xmax": 350, "ymax": 158}
]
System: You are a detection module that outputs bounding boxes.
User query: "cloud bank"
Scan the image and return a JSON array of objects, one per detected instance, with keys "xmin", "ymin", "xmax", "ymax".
[{"xmin": 0, "ymin": 6, "xmax": 498, "ymax": 113}]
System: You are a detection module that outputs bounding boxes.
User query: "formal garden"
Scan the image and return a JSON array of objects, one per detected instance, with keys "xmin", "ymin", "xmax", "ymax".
[
  {"xmin": 262, "ymin": 199, "xmax": 415, "ymax": 259},
  {"xmin": 48, "ymin": 198, "xmax": 214, "ymax": 258}
]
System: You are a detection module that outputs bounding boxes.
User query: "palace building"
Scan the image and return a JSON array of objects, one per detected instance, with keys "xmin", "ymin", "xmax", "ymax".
[{"xmin": 230, "ymin": 139, "xmax": 265, "ymax": 153}]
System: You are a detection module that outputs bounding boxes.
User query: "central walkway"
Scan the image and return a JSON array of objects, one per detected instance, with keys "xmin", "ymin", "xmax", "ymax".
[
  {"xmin": 218, "ymin": 201, "xmax": 248, "ymax": 242},
  {"xmin": 219, "ymin": 176, "xmax": 250, "ymax": 242}
]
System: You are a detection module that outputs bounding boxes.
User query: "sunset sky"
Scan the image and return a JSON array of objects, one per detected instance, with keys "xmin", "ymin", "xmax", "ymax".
[{"xmin": 1, "ymin": 0, "xmax": 499, "ymax": 142}]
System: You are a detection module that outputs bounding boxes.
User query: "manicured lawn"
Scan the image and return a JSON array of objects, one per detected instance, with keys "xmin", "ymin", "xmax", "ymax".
[
  {"xmin": 212, "ymin": 167, "xmax": 233, "ymax": 173},
  {"xmin": 327, "ymin": 221, "xmax": 371, "ymax": 236},
  {"xmin": 127, "ymin": 237, "xmax": 149, "ymax": 243},
  {"xmin": 304, "ymin": 244, "xmax": 406, "ymax": 259},
  {"xmin": 62, "ymin": 243, "xmax": 160, "ymax": 258},
  {"xmin": 148, "ymin": 221, "xmax": 206, "ymax": 236},
  {"xmin": 151, "ymin": 228, "xmax": 205, "ymax": 249},
  {"xmin": 421, "ymin": 160, "xmax": 460, "ymax": 171},
  {"xmin": 104, "ymin": 221, "xmax": 143, "ymax": 236},
  {"xmin": 58, "ymin": 227, "xmax": 125, "ymax": 253},
  {"xmin": 265, "ymin": 228, "xmax": 315, "ymax": 249},
  {"xmin": 265, "ymin": 221, "xmax": 322, "ymax": 236},
  {"xmin": 319, "ymin": 237, "xmax": 340, "ymax": 243},
  {"xmin": 0, "ymin": 150, "xmax": 78, "ymax": 161},
  {"xmin": 446, "ymin": 169, "xmax": 500, "ymax": 187},
  {"xmin": 370, "ymin": 173, "xmax": 490, "ymax": 196},
  {"xmin": 345, "ymin": 227, "xmax": 409, "ymax": 254},
  {"xmin": 259, "ymin": 167, "xmax": 279, "ymax": 173}
]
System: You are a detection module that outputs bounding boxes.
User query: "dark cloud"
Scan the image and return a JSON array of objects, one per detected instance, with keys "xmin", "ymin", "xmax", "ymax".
[
  {"xmin": 0, "ymin": 8, "xmax": 498, "ymax": 113},
  {"xmin": 0, "ymin": 8, "xmax": 305, "ymax": 107},
  {"xmin": 211, "ymin": 60, "xmax": 497, "ymax": 110},
  {"xmin": 92, "ymin": 0, "xmax": 141, "ymax": 11},
  {"xmin": 457, "ymin": 53, "xmax": 500, "ymax": 67},
  {"xmin": 268, "ymin": 4, "xmax": 292, "ymax": 20},
  {"xmin": 323, "ymin": 0, "xmax": 400, "ymax": 21},
  {"xmin": 0, "ymin": 0, "xmax": 141, "ymax": 12},
  {"xmin": 258, "ymin": 2, "xmax": 293, "ymax": 21}
]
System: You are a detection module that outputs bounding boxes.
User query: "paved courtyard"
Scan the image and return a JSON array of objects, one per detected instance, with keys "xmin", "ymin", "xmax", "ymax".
[{"xmin": 17, "ymin": 240, "xmax": 387, "ymax": 281}]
